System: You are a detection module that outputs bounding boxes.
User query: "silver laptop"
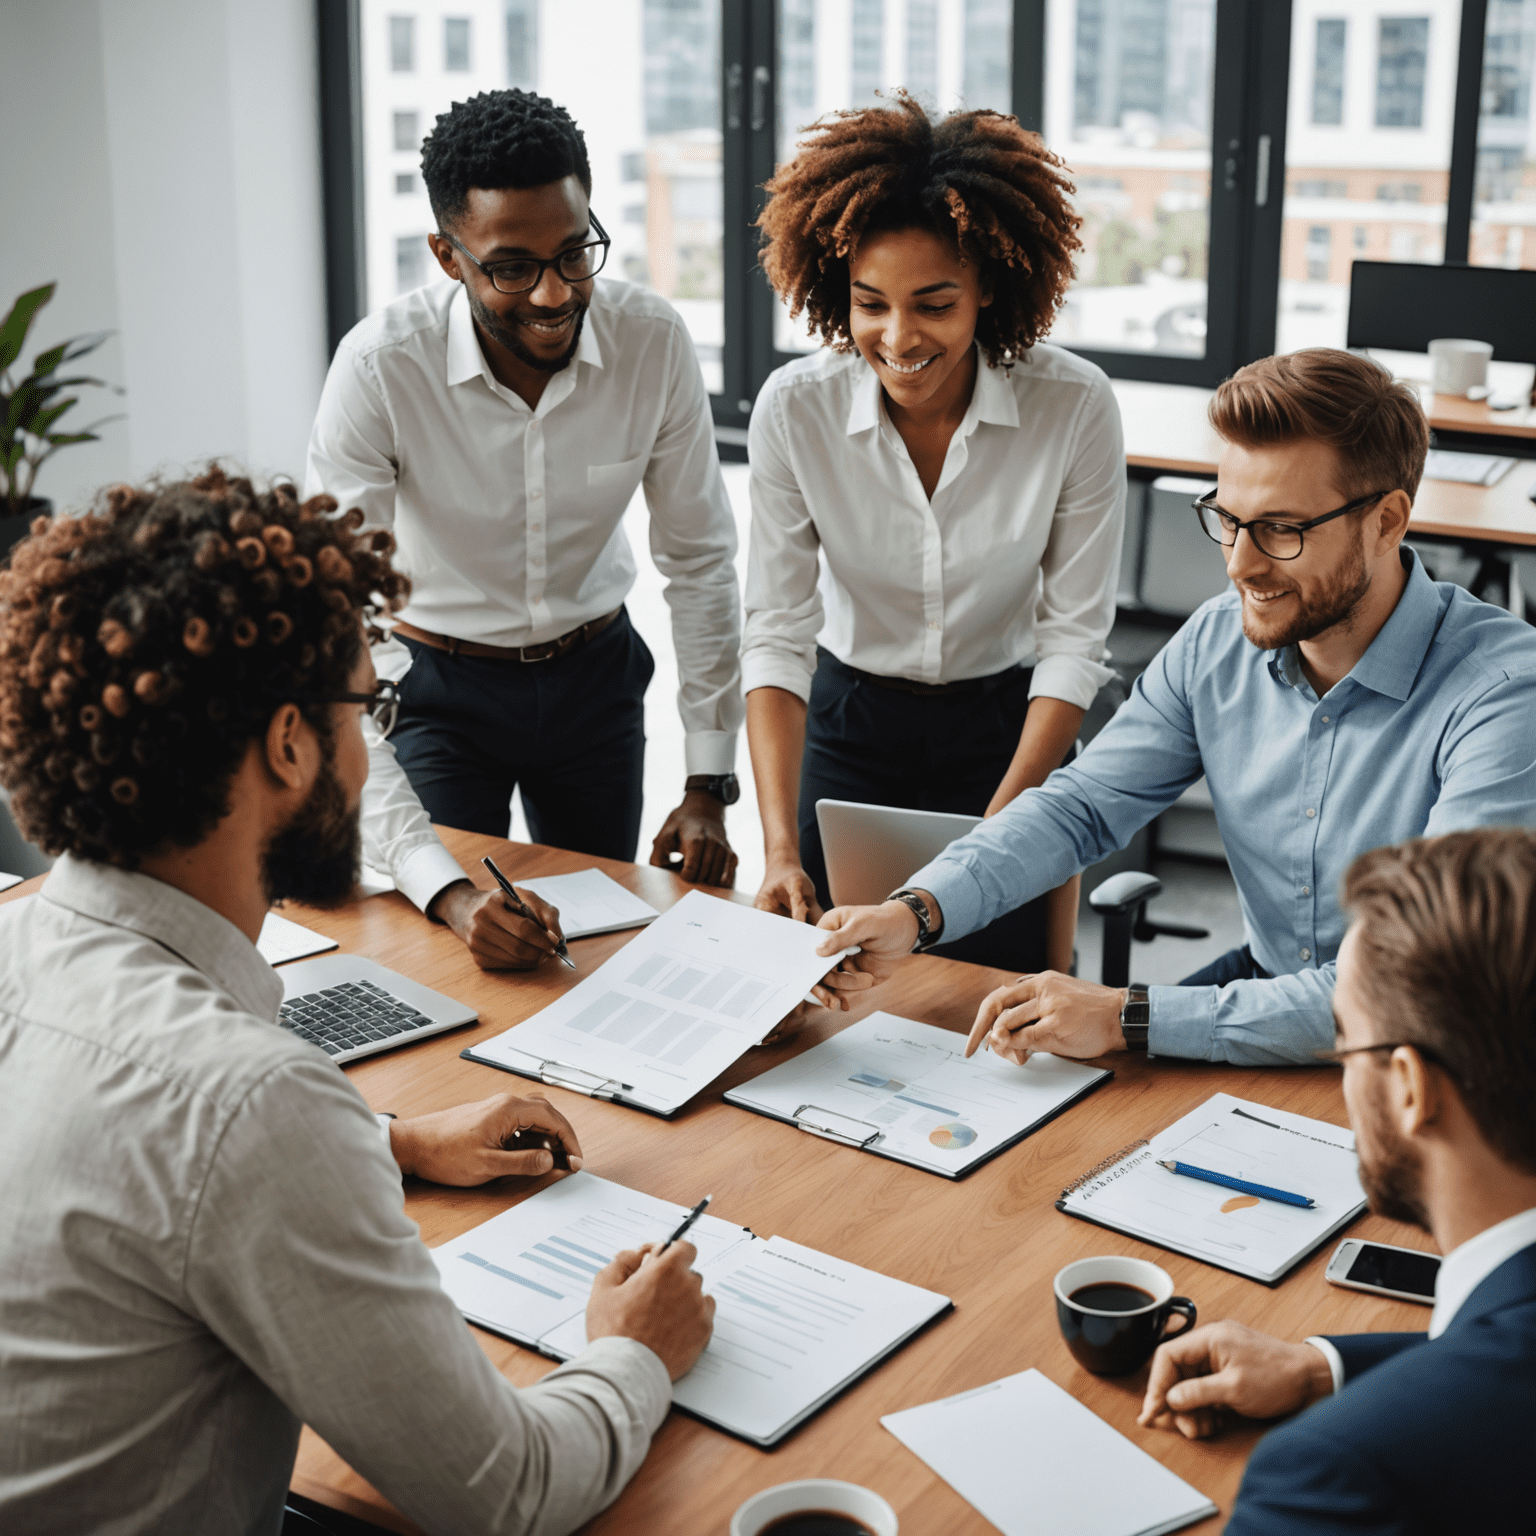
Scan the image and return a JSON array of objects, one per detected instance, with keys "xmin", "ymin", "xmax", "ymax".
[
  {"xmin": 816, "ymin": 798, "xmax": 982, "ymax": 909},
  {"xmin": 277, "ymin": 953, "xmax": 478, "ymax": 1064}
]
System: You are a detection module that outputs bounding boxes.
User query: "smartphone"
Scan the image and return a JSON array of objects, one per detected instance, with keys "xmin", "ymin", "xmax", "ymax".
[{"xmin": 1325, "ymin": 1239, "xmax": 1439, "ymax": 1304}]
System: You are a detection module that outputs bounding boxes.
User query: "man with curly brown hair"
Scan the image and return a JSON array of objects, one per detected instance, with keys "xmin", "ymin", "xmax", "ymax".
[
  {"xmin": 743, "ymin": 92, "xmax": 1125, "ymax": 980},
  {"xmin": 0, "ymin": 471, "xmax": 713, "ymax": 1534}
]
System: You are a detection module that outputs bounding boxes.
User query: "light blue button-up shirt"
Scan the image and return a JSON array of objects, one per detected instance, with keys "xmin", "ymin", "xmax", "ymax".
[{"xmin": 909, "ymin": 550, "xmax": 1536, "ymax": 1063}]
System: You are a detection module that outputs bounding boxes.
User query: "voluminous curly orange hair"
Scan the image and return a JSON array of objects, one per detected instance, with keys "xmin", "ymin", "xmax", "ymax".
[{"xmin": 758, "ymin": 91, "xmax": 1082, "ymax": 366}]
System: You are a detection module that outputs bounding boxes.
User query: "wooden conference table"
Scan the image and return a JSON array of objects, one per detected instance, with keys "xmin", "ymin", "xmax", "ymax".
[
  {"xmin": 1112, "ymin": 378, "xmax": 1536, "ymax": 547},
  {"xmin": 230, "ymin": 827, "xmax": 1437, "ymax": 1535}
]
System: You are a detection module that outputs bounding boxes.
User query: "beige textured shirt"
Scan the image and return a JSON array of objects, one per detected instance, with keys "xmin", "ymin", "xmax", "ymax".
[{"xmin": 0, "ymin": 855, "xmax": 670, "ymax": 1536}]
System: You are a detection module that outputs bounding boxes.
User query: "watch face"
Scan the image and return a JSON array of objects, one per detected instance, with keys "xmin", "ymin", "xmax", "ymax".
[{"xmin": 719, "ymin": 774, "xmax": 741, "ymax": 805}]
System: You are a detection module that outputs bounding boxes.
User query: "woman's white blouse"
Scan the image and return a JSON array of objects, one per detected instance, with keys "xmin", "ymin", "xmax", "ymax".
[{"xmin": 742, "ymin": 343, "xmax": 1126, "ymax": 711}]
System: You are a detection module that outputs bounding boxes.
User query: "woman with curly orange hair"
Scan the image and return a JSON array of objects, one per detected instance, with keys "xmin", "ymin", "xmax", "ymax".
[{"xmin": 743, "ymin": 93, "xmax": 1126, "ymax": 976}]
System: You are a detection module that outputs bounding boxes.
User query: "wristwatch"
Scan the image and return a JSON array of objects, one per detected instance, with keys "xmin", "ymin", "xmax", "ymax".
[
  {"xmin": 685, "ymin": 772, "xmax": 740, "ymax": 806},
  {"xmin": 887, "ymin": 888, "xmax": 942, "ymax": 952},
  {"xmin": 1120, "ymin": 983, "xmax": 1150, "ymax": 1051}
]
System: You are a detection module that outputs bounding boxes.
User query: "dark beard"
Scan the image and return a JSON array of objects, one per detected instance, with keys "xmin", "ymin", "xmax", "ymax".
[
  {"xmin": 468, "ymin": 287, "xmax": 586, "ymax": 374},
  {"xmin": 1356, "ymin": 1091, "xmax": 1431, "ymax": 1230},
  {"xmin": 260, "ymin": 751, "xmax": 360, "ymax": 909},
  {"xmin": 1241, "ymin": 522, "xmax": 1373, "ymax": 651}
]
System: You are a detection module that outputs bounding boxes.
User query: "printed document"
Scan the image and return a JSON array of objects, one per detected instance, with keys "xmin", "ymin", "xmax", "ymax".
[
  {"xmin": 883, "ymin": 1368, "xmax": 1217, "ymax": 1536},
  {"xmin": 512, "ymin": 868, "xmax": 660, "ymax": 938},
  {"xmin": 464, "ymin": 890, "xmax": 852, "ymax": 1114},
  {"xmin": 727, "ymin": 1012, "xmax": 1109, "ymax": 1177},
  {"xmin": 257, "ymin": 912, "xmax": 338, "ymax": 966},
  {"xmin": 433, "ymin": 1172, "xmax": 950, "ymax": 1446},
  {"xmin": 1058, "ymin": 1092, "xmax": 1366, "ymax": 1283}
]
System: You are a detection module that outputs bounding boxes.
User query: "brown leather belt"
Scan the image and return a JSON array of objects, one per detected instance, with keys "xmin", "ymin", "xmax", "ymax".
[{"xmin": 392, "ymin": 607, "xmax": 623, "ymax": 663}]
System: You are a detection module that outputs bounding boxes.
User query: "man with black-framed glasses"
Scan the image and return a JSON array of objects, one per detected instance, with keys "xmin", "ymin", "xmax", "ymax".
[
  {"xmin": 814, "ymin": 349, "xmax": 1536, "ymax": 1065},
  {"xmin": 306, "ymin": 89, "xmax": 744, "ymax": 972}
]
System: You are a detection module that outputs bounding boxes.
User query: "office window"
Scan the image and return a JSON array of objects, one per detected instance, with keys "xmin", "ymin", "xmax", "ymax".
[
  {"xmin": 1376, "ymin": 17, "xmax": 1430, "ymax": 128},
  {"xmin": 907, "ymin": 0, "xmax": 940, "ymax": 101},
  {"xmin": 1354, "ymin": 223, "xmax": 1370, "ymax": 248},
  {"xmin": 389, "ymin": 15, "xmax": 415, "ymax": 72},
  {"xmin": 1471, "ymin": 0, "xmax": 1536, "ymax": 269},
  {"xmin": 396, "ymin": 234, "xmax": 429, "ymax": 293},
  {"xmin": 506, "ymin": 0, "xmax": 538, "ymax": 89},
  {"xmin": 444, "ymin": 17, "xmax": 471, "ymax": 72},
  {"xmin": 395, "ymin": 172, "xmax": 416, "ymax": 194},
  {"xmin": 392, "ymin": 110, "xmax": 418, "ymax": 153},
  {"xmin": 851, "ymin": 0, "xmax": 886, "ymax": 106},
  {"xmin": 1312, "ymin": 18, "xmax": 1347, "ymax": 124},
  {"xmin": 1305, "ymin": 223, "xmax": 1333, "ymax": 279}
]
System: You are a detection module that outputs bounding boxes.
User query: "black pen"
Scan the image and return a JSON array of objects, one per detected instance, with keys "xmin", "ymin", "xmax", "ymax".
[
  {"xmin": 658, "ymin": 1194, "xmax": 712, "ymax": 1254},
  {"xmin": 481, "ymin": 855, "xmax": 575, "ymax": 969}
]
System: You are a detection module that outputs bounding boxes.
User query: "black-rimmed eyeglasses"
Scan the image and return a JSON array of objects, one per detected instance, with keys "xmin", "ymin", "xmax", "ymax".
[
  {"xmin": 1193, "ymin": 489, "xmax": 1387, "ymax": 562},
  {"xmin": 299, "ymin": 679, "xmax": 401, "ymax": 739},
  {"xmin": 442, "ymin": 214, "xmax": 611, "ymax": 295},
  {"xmin": 1313, "ymin": 1038, "xmax": 1462, "ymax": 1087}
]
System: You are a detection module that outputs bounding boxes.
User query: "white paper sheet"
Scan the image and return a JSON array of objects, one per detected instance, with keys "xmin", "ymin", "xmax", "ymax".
[
  {"xmin": 883, "ymin": 1368, "xmax": 1217, "ymax": 1536},
  {"xmin": 512, "ymin": 868, "xmax": 660, "ymax": 938},
  {"xmin": 727, "ymin": 1012, "xmax": 1108, "ymax": 1176},
  {"xmin": 0, "ymin": 871, "xmax": 23, "ymax": 893},
  {"xmin": 257, "ymin": 912, "xmax": 338, "ymax": 966},
  {"xmin": 433, "ymin": 1173, "xmax": 950, "ymax": 1445},
  {"xmin": 1060, "ymin": 1093, "xmax": 1365, "ymax": 1283},
  {"xmin": 465, "ymin": 890, "xmax": 853, "ymax": 1113}
]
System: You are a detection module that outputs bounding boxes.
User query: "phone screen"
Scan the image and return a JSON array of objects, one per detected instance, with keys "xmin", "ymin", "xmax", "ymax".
[{"xmin": 1345, "ymin": 1244, "xmax": 1441, "ymax": 1298}]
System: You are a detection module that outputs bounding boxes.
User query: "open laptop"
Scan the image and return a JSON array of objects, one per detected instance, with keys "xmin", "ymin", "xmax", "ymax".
[
  {"xmin": 277, "ymin": 953, "xmax": 478, "ymax": 1064},
  {"xmin": 816, "ymin": 799, "xmax": 982, "ymax": 909}
]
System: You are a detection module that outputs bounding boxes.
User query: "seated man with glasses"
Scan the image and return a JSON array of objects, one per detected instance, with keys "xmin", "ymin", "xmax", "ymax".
[
  {"xmin": 307, "ymin": 89, "xmax": 743, "ymax": 973},
  {"xmin": 813, "ymin": 348, "xmax": 1536, "ymax": 1064}
]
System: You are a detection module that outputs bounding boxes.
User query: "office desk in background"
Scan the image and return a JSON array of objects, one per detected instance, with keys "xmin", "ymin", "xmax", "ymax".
[{"xmin": 0, "ymin": 831, "xmax": 1440, "ymax": 1534}]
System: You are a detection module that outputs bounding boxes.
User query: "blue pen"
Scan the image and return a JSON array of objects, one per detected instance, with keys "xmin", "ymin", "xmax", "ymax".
[{"xmin": 1157, "ymin": 1159, "xmax": 1315, "ymax": 1209}]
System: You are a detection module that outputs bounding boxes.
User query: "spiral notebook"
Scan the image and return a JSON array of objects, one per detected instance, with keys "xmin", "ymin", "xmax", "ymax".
[{"xmin": 1056, "ymin": 1093, "xmax": 1367, "ymax": 1285}]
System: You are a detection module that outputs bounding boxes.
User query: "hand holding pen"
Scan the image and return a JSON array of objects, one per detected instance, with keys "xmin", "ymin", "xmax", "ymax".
[{"xmin": 481, "ymin": 856, "xmax": 575, "ymax": 970}]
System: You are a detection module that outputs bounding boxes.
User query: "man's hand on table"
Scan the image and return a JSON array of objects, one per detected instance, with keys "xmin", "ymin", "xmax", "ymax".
[
  {"xmin": 429, "ymin": 878, "xmax": 564, "ymax": 971},
  {"xmin": 389, "ymin": 1093, "xmax": 584, "ymax": 1185},
  {"xmin": 966, "ymin": 972, "xmax": 1128, "ymax": 1063},
  {"xmin": 650, "ymin": 790, "xmax": 738, "ymax": 888},
  {"xmin": 587, "ymin": 1240, "xmax": 716, "ymax": 1381},
  {"xmin": 1139, "ymin": 1320, "xmax": 1337, "ymax": 1440}
]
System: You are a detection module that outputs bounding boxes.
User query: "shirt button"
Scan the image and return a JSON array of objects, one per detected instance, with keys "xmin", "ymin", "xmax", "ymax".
[
  {"xmin": 1300, "ymin": 948, "xmax": 1312, "ymax": 961},
  {"xmin": 1321, "ymin": 715, "xmax": 1330, "ymax": 723},
  {"xmin": 1305, "ymin": 808, "xmax": 1316, "ymax": 818},
  {"xmin": 1302, "ymin": 885, "xmax": 1310, "ymax": 895}
]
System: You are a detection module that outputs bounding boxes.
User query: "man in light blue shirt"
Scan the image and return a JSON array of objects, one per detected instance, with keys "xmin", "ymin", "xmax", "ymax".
[{"xmin": 815, "ymin": 350, "xmax": 1536, "ymax": 1064}]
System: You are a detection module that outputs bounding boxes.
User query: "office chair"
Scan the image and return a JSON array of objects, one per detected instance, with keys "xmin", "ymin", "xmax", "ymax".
[{"xmin": 1089, "ymin": 870, "xmax": 1208, "ymax": 988}]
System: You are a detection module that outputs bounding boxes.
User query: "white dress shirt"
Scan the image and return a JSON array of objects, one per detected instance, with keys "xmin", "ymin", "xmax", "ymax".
[
  {"xmin": 0, "ymin": 855, "xmax": 671, "ymax": 1535},
  {"xmin": 742, "ymin": 343, "xmax": 1125, "ymax": 711},
  {"xmin": 305, "ymin": 278, "xmax": 742, "ymax": 774}
]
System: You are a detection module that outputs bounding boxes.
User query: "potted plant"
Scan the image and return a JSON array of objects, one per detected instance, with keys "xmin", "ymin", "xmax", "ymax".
[{"xmin": 1, "ymin": 282, "xmax": 121, "ymax": 559}]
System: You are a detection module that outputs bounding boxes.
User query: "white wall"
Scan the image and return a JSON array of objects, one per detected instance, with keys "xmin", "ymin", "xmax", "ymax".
[{"xmin": 0, "ymin": 0, "xmax": 328, "ymax": 511}]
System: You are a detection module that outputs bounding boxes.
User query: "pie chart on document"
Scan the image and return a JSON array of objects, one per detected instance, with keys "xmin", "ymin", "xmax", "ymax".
[{"xmin": 928, "ymin": 1122, "xmax": 978, "ymax": 1151}]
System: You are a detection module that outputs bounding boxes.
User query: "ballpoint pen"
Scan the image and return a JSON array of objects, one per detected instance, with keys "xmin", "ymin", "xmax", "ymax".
[
  {"xmin": 1157, "ymin": 1158, "xmax": 1315, "ymax": 1209},
  {"xmin": 658, "ymin": 1194, "xmax": 712, "ymax": 1254},
  {"xmin": 481, "ymin": 855, "xmax": 576, "ymax": 969}
]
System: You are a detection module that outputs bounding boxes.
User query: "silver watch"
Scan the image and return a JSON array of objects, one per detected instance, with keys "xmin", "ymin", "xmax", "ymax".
[
  {"xmin": 887, "ymin": 888, "xmax": 941, "ymax": 952},
  {"xmin": 1120, "ymin": 983, "xmax": 1150, "ymax": 1051}
]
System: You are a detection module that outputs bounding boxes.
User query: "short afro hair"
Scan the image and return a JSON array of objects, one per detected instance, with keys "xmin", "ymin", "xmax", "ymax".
[
  {"xmin": 758, "ymin": 91, "xmax": 1082, "ymax": 366},
  {"xmin": 0, "ymin": 467, "xmax": 408, "ymax": 868},
  {"xmin": 421, "ymin": 89, "xmax": 591, "ymax": 228}
]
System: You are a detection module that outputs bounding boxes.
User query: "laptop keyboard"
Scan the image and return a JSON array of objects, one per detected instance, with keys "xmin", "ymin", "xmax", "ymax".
[{"xmin": 278, "ymin": 979, "xmax": 439, "ymax": 1058}]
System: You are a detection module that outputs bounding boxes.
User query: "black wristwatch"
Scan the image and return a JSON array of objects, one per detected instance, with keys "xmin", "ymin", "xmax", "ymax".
[
  {"xmin": 685, "ymin": 773, "xmax": 740, "ymax": 806},
  {"xmin": 887, "ymin": 888, "xmax": 942, "ymax": 952},
  {"xmin": 1120, "ymin": 983, "xmax": 1150, "ymax": 1051}
]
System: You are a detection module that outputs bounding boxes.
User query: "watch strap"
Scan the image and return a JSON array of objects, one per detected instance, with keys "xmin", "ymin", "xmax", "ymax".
[
  {"xmin": 1120, "ymin": 983, "xmax": 1150, "ymax": 1051},
  {"xmin": 887, "ymin": 888, "xmax": 941, "ymax": 952},
  {"xmin": 685, "ymin": 773, "xmax": 740, "ymax": 806}
]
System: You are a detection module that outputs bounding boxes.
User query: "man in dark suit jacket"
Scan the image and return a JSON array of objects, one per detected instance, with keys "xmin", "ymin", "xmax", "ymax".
[{"xmin": 1138, "ymin": 827, "xmax": 1536, "ymax": 1533}]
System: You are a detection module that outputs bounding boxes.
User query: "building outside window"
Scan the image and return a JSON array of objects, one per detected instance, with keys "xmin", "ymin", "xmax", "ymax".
[
  {"xmin": 396, "ymin": 234, "xmax": 430, "ymax": 292},
  {"xmin": 444, "ymin": 16, "xmax": 471, "ymax": 71},
  {"xmin": 392, "ymin": 110, "xmax": 419, "ymax": 152},
  {"xmin": 1471, "ymin": 0, "xmax": 1536, "ymax": 268},
  {"xmin": 1305, "ymin": 223, "xmax": 1333, "ymax": 278},
  {"xmin": 1312, "ymin": 17, "xmax": 1347, "ymax": 124},
  {"xmin": 1376, "ymin": 16, "xmax": 1430, "ymax": 127},
  {"xmin": 506, "ymin": 0, "xmax": 538, "ymax": 88},
  {"xmin": 395, "ymin": 172, "xmax": 417, "ymax": 194},
  {"xmin": 389, "ymin": 14, "xmax": 415, "ymax": 72}
]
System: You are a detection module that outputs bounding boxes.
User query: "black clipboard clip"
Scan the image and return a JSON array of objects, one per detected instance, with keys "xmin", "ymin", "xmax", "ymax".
[{"xmin": 793, "ymin": 1103, "xmax": 882, "ymax": 1148}]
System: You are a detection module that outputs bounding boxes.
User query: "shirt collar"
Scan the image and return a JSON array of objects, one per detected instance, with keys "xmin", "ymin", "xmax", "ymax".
[
  {"xmin": 444, "ymin": 282, "xmax": 606, "ymax": 392},
  {"xmin": 845, "ymin": 345, "xmax": 1017, "ymax": 436},
  {"xmin": 38, "ymin": 853, "xmax": 283, "ymax": 1022},
  {"xmin": 1429, "ymin": 1205, "xmax": 1536, "ymax": 1338}
]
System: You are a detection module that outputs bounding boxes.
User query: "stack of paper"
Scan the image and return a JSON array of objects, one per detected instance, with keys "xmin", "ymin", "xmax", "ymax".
[
  {"xmin": 883, "ymin": 1369, "xmax": 1216, "ymax": 1536},
  {"xmin": 257, "ymin": 911, "xmax": 338, "ymax": 966},
  {"xmin": 433, "ymin": 1172, "xmax": 950, "ymax": 1446},
  {"xmin": 511, "ymin": 868, "xmax": 660, "ymax": 938}
]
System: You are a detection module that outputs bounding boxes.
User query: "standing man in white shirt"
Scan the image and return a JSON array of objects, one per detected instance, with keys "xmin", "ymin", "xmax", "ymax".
[{"xmin": 307, "ymin": 90, "xmax": 743, "ymax": 969}]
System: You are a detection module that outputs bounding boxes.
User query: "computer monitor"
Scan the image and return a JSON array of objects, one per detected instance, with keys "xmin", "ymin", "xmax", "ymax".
[{"xmin": 1346, "ymin": 261, "xmax": 1536, "ymax": 363}]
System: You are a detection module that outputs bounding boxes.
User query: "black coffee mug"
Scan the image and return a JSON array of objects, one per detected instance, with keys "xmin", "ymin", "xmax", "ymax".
[{"xmin": 1054, "ymin": 1256, "xmax": 1197, "ymax": 1376}]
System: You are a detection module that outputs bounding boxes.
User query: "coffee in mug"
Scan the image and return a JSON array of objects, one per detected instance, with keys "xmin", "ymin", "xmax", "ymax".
[
  {"xmin": 1054, "ymin": 1256, "xmax": 1196, "ymax": 1376},
  {"xmin": 760, "ymin": 1514, "xmax": 875, "ymax": 1536},
  {"xmin": 731, "ymin": 1480, "xmax": 897, "ymax": 1536}
]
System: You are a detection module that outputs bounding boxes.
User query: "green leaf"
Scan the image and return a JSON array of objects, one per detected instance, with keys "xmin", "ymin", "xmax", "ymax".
[
  {"xmin": 30, "ymin": 342, "xmax": 67, "ymax": 378},
  {"xmin": 45, "ymin": 432, "xmax": 99, "ymax": 447},
  {"xmin": 60, "ymin": 330, "xmax": 112, "ymax": 363},
  {"xmin": 30, "ymin": 399, "xmax": 76, "ymax": 437},
  {"xmin": 0, "ymin": 284, "xmax": 54, "ymax": 373}
]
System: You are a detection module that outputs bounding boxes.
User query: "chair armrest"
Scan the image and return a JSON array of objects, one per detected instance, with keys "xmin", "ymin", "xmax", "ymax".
[{"xmin": 1088, "ymin": 871, "xmax": 1163, "ymax": 914}]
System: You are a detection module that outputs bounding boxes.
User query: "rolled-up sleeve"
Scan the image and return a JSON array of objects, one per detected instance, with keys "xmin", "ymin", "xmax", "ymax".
[
  {"xmin": 1028, "ymin": 375, "xmax": 1125, "ymax": 711},
  {"xmin": 741, "ymin": 385, "xmax": 825, "ymax": 702},
  {"xmin": 188, "ymin": 1059, "xmax": 671, "ymax": 1536},
  {"xmin": 641, "ymin": 322, "xmax": 743, "ymax": 775}
]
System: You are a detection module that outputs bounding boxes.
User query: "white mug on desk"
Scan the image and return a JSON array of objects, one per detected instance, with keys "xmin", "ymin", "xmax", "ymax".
[{"xmin": 1429, "ymin": 337, "xmax": 1494, "ymax": 397}]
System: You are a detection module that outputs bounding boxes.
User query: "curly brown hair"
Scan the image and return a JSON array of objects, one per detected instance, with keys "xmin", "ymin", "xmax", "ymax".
[
  {"xmin": 0, "ymin": 467, "xmax": 409, "ymax": 868},
  {"xmin": 757, "ymin": 91, "xmax": 1082, "ymax": 366}
]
